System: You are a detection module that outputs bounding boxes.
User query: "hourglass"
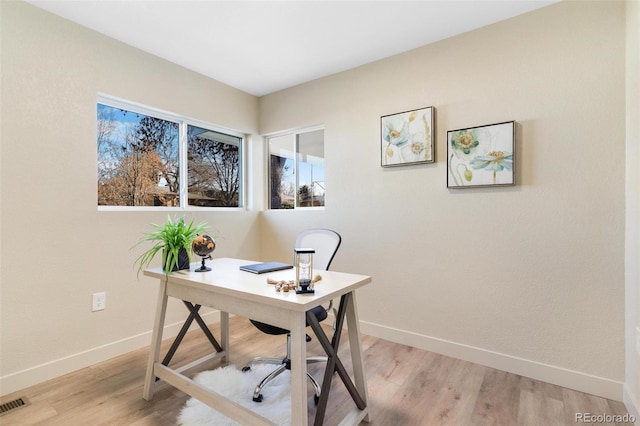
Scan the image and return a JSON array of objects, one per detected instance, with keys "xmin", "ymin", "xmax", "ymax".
[{"xmin": 294, "ymin": 248, "xmax": 315, "ymax": 294}]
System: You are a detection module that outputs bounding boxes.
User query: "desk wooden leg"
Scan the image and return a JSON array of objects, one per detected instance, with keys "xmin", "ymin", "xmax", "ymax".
[
  {"xmin": 220, "ymin": 311, "xmax": 229, "ymax": 362},
  {"xmin": 289, "ymin": 310, "xmax": 308, "ymax": 426},
  {"xmin": 143, "ymin": 279, "xmax": 169, "ymax": 400},
  {"xmin": 346, "ymin": 291, "xmax": 371, "ymax": 422},
  {"xmin": 308, "ymin": 293, "xmax": 366, "ymax": 425}
]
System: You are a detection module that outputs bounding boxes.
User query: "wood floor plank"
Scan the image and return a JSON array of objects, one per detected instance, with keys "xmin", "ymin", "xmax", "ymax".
[
  {"xmin": 471, "ymin": 368, "xmax": 521, "ymax": 426},
  {"xmin": 374, "ymin": 351, "xmax": 455, "ymax": 425},
  {"xmin": 0, "ymin": 399, "xmax": 58, "ymax": 425},
  {"xmin": 517, "ymin": 389, "xmax": 565, "ymax": 426},
  {"xmin": 418, "ymin": 358, "xmax": 486, "ymax": 425},
  {"xmin": 607, "ymin": 398, "xmax": 636, "ymax": 426},
  {"xmin": 0, "ymin": 316, "xmax": 632, "ymax": 426},
  {"xmin": 562, "ymin": 387, "xmax": 611, "ymax": 425},
  {"xmin": 519, "ymin": 376, "xmax": 564, "ymax": 402},
  {"xmin": 362, "ymin": 339, "xmax": 431, "ymax": 387}
]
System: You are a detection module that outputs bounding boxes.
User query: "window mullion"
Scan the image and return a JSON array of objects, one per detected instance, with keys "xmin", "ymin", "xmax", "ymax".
[
  {"xmin": 179, "ymin": 122, "xmax": 188, "ymax": 208},
  {"xmin": 294, "ymin": 134, "xmax": 299, "ymax": 209}
]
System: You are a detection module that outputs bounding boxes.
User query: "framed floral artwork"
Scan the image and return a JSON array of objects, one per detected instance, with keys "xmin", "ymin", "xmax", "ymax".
[
  {"xmin": 381, "ymin": 106, "xmax": 435, "ymax": 167},
  {"xmin": 447, "ymin": 121, "xmax": 515, "ymax": 188}
]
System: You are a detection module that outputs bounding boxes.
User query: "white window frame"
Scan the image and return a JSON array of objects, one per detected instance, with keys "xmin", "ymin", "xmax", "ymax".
[
  {"xmin": 97, "ymin": 94, "xmax": 245, "ymax": 211},
  {"xmin": 266, "ymin": 125, "xmax": 325, "ymax": 210}
]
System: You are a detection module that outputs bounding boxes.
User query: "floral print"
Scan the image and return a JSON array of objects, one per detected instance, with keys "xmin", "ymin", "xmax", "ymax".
[
  {"xmin": 450, "ymin": 131, "xmax": 479, "ymax": 155},
  {"xmin": 382, "ymin": 107, "xmax": 434, "ymax": 166},
  {"xmin": 447, "ymin": 122, "xmax": 515, "ymax": 187},
  {"xmin": 470, "ymin": 151, "xmax": 513, "ymax": 172}
]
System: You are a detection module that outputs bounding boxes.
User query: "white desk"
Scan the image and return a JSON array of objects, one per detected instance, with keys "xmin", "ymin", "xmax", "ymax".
[{"xmin": 142, "ymin": 257, "xmax": 371, "ymax": 426}]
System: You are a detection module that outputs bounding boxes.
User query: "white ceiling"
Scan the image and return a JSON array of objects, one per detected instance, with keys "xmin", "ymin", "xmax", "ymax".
[{"xmin": 26, "ymin": 0, "xmax": 557, "ymax": 97}]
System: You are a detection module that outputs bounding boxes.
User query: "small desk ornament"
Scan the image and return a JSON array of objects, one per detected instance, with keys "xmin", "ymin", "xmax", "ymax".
[
  {"xmin": 294, "ymin": 247, "xmax": 315, "ymax": 294},
  {"xmin": 192, "ymin": 234, "xmax": 216, "ymax": 272},
  {"xmin": 267, "ymin": 275, "xmax": 322, "ymax": 292}
]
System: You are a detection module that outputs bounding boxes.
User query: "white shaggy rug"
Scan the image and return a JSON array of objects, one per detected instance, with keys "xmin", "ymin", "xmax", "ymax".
[{"xmin": 178, "ymin": 364, "xmax": 297, "ymax": 426}]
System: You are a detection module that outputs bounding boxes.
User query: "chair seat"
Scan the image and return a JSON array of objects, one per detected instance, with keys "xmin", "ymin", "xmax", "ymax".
[{"xmin": 249, "ymin": 305, "xmax": 328, "ymax": 335}]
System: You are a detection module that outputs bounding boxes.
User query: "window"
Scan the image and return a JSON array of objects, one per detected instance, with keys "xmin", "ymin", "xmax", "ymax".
[
  {"xmin": 187, "ymin": 126, "xmax": 242, "ymax": 207},
  {"xmin": 268, "ymin": 127, "xmax": 325, "ymax": 209},
  {"xmin": 97, "ymin": 97, "xmax": 243, "ymax": 208}
]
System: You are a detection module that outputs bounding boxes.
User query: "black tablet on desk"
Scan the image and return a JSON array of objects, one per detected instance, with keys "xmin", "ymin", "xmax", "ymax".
[{"xmin": 239, "ymin": 261, "xmax": 293, "ymax": 274}]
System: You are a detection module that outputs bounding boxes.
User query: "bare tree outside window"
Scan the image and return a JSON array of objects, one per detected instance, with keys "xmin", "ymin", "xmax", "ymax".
[
  {"xmin": 97, "ymin": 104, "xmax": 179, "ymax": 207},
  {"xmin": 187, "ymin": 126, "xmax": 241, "ymax": 207},
  {"xmin": 97, "ymin": 99, "xmax": 243, "ymax": 209}
]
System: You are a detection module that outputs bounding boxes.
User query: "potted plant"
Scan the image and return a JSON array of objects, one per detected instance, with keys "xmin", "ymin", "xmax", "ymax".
[{"xmin": 134, "ymin": 215, "xmax": 208, "ymax": 276}]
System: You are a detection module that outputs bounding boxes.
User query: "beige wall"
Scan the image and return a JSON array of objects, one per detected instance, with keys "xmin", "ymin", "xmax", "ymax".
[
  {"xmin": 625, "ymin": 0, "xmax": 640, "ymax": 418},
  {"xmin": 0, "ymin": 0, "xmax": 634, "ymax": 409},
  {"xmin": 0, "ymin": 1, "xmax": 261, "ymax": 393},
  {"xmin": 260, "ymin": 0, "xmax": 627, "ymax": 400}
]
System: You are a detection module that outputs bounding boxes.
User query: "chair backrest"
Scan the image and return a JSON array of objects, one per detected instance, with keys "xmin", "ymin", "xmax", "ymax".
[{"xmin": 295, "ymin": 229, "xmax": 341, "ymax": 271}]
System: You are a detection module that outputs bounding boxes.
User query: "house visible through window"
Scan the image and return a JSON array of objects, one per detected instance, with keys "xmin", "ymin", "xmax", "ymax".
[
  {"xmin": 97, "ymin": 97, "xmax": 243, "ymax": 208},
  {"xmin": 268, "ymin": 127, "xmax": 325, "ymax": 209}
]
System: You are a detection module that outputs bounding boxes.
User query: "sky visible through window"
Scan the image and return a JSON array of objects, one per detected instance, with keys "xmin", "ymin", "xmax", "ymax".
[
  {"xmin": 98, "ymin": 100, "xmax": 243, "ymax": 208},
  {"xmin": 97, "ymin": 103, "xmax": 180, "ymax": 207}
]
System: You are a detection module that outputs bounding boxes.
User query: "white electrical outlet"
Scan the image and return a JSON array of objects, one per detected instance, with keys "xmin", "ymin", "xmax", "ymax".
[
  {"xmin": 636, "ymin": 327, "xmax": 640, "ymax": 355},
  {"xmin": 92, "ymin": 292, "xmax": 106, "ymax": 312}
]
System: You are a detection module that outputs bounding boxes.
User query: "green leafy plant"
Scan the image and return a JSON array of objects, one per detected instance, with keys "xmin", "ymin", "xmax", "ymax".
[{"xmin": 134, "ymin": 215, "xmax": 208, "ymax": 276}]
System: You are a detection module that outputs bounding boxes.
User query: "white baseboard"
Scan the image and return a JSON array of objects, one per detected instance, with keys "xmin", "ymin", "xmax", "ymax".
[
  {"xmin": 624, "ymin": 385, "xmax": 640, "ymax": 425},
  {"xmin": 0, "ymin": 311, "xmax": 221, "ymax": 397},
  {"xmin": 2, "ymin": 314, "xmax": 627, "ymax": 405},
  {"xmin": 360, "ymin": 320, "xmax": 624, "ymax": 402}
]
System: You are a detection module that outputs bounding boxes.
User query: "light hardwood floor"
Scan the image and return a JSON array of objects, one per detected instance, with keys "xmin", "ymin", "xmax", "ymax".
[{"xmin": 0, "ymin": 316, "xmax": 631, "ymax": 425}]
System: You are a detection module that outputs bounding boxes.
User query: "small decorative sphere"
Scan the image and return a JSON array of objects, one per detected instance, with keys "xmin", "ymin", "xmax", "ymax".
[{"xmin": 192, "ymin": 234, "xmax": 216, "ymax": 258}]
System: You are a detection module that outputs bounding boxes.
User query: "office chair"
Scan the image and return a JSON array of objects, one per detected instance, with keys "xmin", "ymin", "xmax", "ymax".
[{"xmin": 242, "ymin": 228, "xmax": 342, "ymax": 404}]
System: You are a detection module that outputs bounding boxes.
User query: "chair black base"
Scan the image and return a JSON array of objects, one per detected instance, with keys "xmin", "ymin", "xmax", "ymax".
[{"xmin": 242, "ymin": 334, "xmax": 325, "ymax": 405}]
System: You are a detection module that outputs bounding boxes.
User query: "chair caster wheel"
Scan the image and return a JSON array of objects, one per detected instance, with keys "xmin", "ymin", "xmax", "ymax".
[
  {"xmin": 241, "ymin": 366, "xmax": 251, "ymax": 372},
  {"xmin": 253, "ymin": 394, "xmax": 263, "ymax": 402},
  {"xmin": 314, "ymin": 394, "xmax": 320, "ymax": 405}
]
